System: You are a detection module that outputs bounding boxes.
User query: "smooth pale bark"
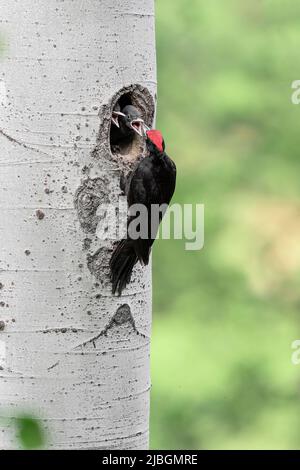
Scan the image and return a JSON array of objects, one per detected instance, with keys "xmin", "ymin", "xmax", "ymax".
[{"xmin": 0, "ymin": 0, "xmax": 156, "ymax": 449}]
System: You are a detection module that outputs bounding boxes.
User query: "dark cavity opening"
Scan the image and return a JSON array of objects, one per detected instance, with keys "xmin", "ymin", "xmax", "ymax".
[
  {"xmin": 117, "ymin": 93, "xmax": 132, "ymax": 110},
  {"xmin": 109, "ymin": 85, "xmax": 155, "ymax": 161}
]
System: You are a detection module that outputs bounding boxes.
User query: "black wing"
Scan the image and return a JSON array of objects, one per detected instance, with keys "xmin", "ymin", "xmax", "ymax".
[{"xmin": 126, "ymin": 154, "xmax": 176, "ymax": 264}]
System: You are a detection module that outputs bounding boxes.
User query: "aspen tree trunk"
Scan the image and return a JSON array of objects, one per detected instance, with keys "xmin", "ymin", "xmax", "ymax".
[{"xmin": 0, "ymin": 0, "xmax": 156, "ymax": 449}]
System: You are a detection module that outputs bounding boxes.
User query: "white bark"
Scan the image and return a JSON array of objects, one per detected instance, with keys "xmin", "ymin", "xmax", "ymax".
[{"xmin": 0, "ymin": 0, "xmax": 156, "ymax": 449}]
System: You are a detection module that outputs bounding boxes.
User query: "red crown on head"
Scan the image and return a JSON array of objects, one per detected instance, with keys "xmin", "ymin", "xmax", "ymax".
[{"xmin": 146, "ymin": 130, "xmax": 164, "ymax": 152}]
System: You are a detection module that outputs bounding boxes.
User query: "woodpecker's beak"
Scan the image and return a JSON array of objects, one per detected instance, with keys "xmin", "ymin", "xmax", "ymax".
[
  {"xmin": 112, "ymin": 111, "xmax": 126, "ymax": 128},
  {"xmin": 130, "ymin": 118, "xmax": 145, "ymax": 137}
]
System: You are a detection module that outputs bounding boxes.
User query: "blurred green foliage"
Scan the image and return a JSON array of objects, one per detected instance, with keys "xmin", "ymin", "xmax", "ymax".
[
  {"xmin": 0, "ymin": 415, "xmax": 45, "ymax": 449},
  {"xmin": 151, "ymin": 0, "xmax": 300, "ymax": 449},
  {"xmin": 16, "ymin": 416, "xmax": 45, "ymax": 449}
]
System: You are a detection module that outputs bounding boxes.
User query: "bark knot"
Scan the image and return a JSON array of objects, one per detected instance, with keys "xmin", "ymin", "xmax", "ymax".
[{"xmin": 113, "ymin": 304, "xmax": 134, "ymax": 326}]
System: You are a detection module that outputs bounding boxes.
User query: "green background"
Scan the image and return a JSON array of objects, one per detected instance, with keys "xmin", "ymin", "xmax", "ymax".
[{"xmin": 151, "ymin": 0, "xmax": 300, "ymax": 449}]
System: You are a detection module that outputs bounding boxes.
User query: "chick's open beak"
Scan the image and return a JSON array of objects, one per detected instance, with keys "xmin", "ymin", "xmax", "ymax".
[
  {"xmin": 111, "ymin": 111, "xmax": 126, "ymax": 128},
  {"xmin": 130, "ymin": 118, "xmax": 146, "ymax": 137}
]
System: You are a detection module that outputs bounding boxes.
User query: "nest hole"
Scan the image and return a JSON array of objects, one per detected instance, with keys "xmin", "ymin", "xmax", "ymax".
[
  {"xmin": 117, "ymin": 92, "xmax": 133, "ymax": 110},
  {"xmin": 109, "ymin": 85, "xmax": 155, "ymax": 161}
]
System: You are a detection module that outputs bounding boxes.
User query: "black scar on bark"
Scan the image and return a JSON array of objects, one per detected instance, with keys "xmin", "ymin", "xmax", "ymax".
[
  {"xmin": 99, "ymin": 304, "xmax": 146, "ymax": 339},
  {"xmin": 74, "ymin": 176, "xmax": 110, "ymax": 234},
  {"xmin": 113, "ymin": 304, "xmax": 134, "ymax": 326},
  {"xmin": 66, "ymin": 304, "xmax": 142, "ymax": 353}
]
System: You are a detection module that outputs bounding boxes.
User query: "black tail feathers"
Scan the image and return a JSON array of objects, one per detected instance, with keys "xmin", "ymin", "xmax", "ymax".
[{"xmin": 110, "ymin": 239, "xmax": 138, "ymax": 295}]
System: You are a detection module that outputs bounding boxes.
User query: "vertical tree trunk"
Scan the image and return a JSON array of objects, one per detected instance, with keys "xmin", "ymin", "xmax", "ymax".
[{"xmin": 0, "ymin": 0, "xmax": 156, "ymax": 449}]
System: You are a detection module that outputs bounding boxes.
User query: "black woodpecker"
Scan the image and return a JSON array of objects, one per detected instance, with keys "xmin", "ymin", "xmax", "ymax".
[{"xmin": 110, "ymin": 130, "xmax": 177, "ymax": 295}]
